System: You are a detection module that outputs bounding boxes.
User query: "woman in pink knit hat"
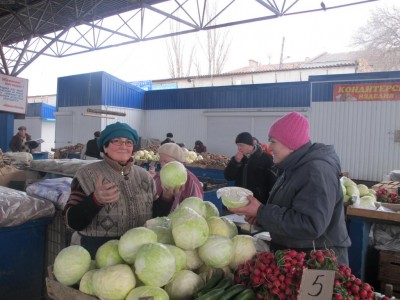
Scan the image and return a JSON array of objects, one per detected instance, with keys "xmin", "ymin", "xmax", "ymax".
[{"xmin": 229, "ymin": 112, "xmax": 351, "ymax": 266}]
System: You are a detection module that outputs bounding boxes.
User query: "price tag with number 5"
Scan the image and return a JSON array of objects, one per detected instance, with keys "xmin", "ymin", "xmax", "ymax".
[{"xmin": 298, "ymin": 269, "xmax": 335, "ymax": 300}]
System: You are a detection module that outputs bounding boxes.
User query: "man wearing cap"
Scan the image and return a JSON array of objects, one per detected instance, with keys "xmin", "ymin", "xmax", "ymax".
[
  {"xmin": 151, "ymin": 142, "xmax": 203, "ymax": 217},
  {"xmin": 229, "ymin": 112, "xmax": 351, "ymax": 266},
  {"xmin": 224, "ymin": 132, "xmax": 277, "ymax": 205},
  {"xmin": 9, "ymin": 126, "xmax": 33, "ymax": 153},
  {"xmin": 63, "ymin": 122, "xmax": 156, "ymax": 258}
]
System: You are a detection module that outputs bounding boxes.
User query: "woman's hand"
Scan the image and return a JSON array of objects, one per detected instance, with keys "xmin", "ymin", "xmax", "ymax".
[
  {"xmin": 162, "ymin": 184, "xmax": 185, "ymax": 200},
  {"xmin": 93, "ymin": 176, "xmax": 120, "ymax": 205},
  {"xmin": 228, "ymin": 195, "xmax": 262, "ymax": 220}
]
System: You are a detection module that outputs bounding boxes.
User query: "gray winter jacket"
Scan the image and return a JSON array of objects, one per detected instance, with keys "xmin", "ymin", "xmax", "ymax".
[{"xmin": 256, "ymin": 142, "xmax": 351, "ymax": 262}]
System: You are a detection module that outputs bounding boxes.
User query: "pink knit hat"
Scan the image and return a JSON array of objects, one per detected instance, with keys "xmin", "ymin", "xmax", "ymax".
[{"xmin": 268, "ymin": 112, "xmax": 310, "ymax": 150}]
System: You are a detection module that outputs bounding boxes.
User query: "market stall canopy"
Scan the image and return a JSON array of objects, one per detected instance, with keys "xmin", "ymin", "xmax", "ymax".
[{"xmin": 0, "ymin": 0, "xmax": 377, "ymax": 76}]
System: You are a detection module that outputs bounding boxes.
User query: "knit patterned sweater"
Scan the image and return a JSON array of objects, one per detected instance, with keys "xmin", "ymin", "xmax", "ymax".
[{"xmin": 63, "ymin": 155, "xmax": 155, "ymax": 237}]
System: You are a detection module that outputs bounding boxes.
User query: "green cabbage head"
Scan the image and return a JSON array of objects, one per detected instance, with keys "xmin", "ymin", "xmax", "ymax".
[
  {"xmin": 198, "ymin": 235, "xmax": 234, "ymax": 268},
  {"xmin": 164, "ymin": 244, "xmax": 187, "ymax": 272},
  {"xmin": 229, "ymin": 235, "xmax": 257, "ymax": 270},
  {"xmin": 118, "ymin": 227, "xmax": 158, "ymax": 264},
  {"xmin": 204, "ymin": 201, "xmax": 220, "ymax": 218},
  {"xmin": 171, "ymin": 207, "xmax": 209, "ymax": 250},
  {"xmin": 126, "ymin": 286, "xmax": 169, "ymax": 300},
  {"xmin": 92, "ymin": 264, "xmax": 136, "ymax": 300},
  {"xmin": 95, "ymin": 239, "xmax": 124, "ymax": 268},
  {"xmin": 79, "ymin": 269, "xmax": 97, "ymax": 296},
  {"xmin": 217, "ymin": 187, "xmax": 253, "ymax": 208},
  {"xmin": 160, "ymin": 161, "xmax": 187, "ymax": 189},
  {"xmin": 207, "ymin": 216, "xmax": 238, "ymax": 238},
  {"xmin": 165, "ymin": 270, "xmax": 205, "ymax": 300},
  {"xmin": 53, "ymin": 245, "xmax": 91, "ymax": 286},
  {"xmin": 178, "ymin": 197, "xmax": 206, "ymax": 217},
  {"xmin": 134, "ymin": 242, "xmax": 176, "ymax": 287},
  {"xmin": 185, "ymin": 249, "xmax": 204, "ymax": 270}
]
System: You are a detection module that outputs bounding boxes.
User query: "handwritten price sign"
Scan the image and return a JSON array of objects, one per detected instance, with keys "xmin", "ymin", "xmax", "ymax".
[{"xmin": 298, "ymin": 269, "xmax": 335, "ymax": 300}]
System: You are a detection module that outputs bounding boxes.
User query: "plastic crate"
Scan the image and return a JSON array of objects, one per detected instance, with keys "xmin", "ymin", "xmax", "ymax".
[{"xmin": 0, "ymin": 218, "xmax": 51, "ymax": 300}]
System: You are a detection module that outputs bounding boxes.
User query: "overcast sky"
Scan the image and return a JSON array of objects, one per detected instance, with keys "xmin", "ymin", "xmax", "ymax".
[{"xmin": 20, "ymin": 0, "xmax": 399, "ymax": 96}]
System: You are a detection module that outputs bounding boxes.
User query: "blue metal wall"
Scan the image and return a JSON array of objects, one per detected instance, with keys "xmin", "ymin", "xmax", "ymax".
[
  {"xmin": 25, "ymin": 103, "xmax": 56, "ymax": 119},
  {"xmin": 0, "ymin": 112, "xmax": 14, "ymax": 152},
  {"xmin": 57, "ymin": 71, "xmax": 145, "ymax": 109},
  {"xmin": 144, "ymin": 82, "xmax": 310, "ymax": 110},
  {"xmin": 310, "ymin": 71, "xmax": 400, "ymax": 102}
]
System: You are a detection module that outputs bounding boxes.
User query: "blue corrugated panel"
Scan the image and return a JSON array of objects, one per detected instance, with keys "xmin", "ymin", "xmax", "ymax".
[
  {"xmin": 57, "ymin": 71, "xmax": 145, "ymax": 109},
  {"xmin": 144, "ymin": 82, "xmax": 310, "ymax": 110},
  {"xmin": 57, "ymin": 72, "xmax": 103, "ymax": 107},
  {"xmin": 25, "ymin": 103, "xmax": 56, "ymax": 119},
  {"xmin": 26, "ymin": 103, "xmax": 42, "ymax": 117},
  {"xmin": 310, "ymin": 71, "xmax": 400, "ymax": 102},
  {"xmin": 0, "ymin": 112, "xmax": 15, "ymax": 151},
  {"xmin": 102, "ymin": 73, "xmax": 145, "ymax": 109},
  {"xmin": 41, "ymin": 103, "xmax": 56, "ymax": 119}
]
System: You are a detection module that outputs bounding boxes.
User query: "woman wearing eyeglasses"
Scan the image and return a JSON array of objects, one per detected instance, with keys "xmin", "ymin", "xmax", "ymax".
[{"xmin": 63, "ymin": 122, "xmax": 155, "ymax": 257}]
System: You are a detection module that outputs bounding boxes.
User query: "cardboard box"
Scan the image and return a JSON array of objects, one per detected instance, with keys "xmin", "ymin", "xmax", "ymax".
[
  {"xmin": 0, "ymin": 167, "xmax": 26, "ymax": 187},
  {"xmin": 372, "ymin": 181, "xmax": 400, "ymax": 194},
  {"xmin": 0, "ymin": 167, "xmax": 42, "ymax": 188}
]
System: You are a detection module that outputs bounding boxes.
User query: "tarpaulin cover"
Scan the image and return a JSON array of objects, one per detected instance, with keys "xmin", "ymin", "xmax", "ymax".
[{"xmin": 0, "ymin": 186, "xmax": 55, "ymax": 227}]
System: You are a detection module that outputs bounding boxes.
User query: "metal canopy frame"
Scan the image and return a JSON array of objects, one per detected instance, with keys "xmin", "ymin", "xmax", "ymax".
[{"xmin": 0, "ymin": 0, "xmax": 377, "ymax": 76}]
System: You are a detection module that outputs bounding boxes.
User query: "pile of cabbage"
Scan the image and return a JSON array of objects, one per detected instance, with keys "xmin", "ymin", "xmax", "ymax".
[
  {"xmin": 341, "ymin": 176, "xmax": 377, "ymax": 209},
  {"xmin": 52, "ymin": 197, "xmax": 257, "ymax": 300},
  {"xmin": 134, "ymin": 150, "xmax": 159, "ymax": 163},
  {"xmin": 182, "ymin": 148, "xmax": 203, "ymax": 164}
]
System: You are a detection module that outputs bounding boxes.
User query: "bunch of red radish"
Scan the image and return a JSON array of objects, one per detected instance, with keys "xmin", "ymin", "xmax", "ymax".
[{"xmin": 233, "ymin": 249, "xmax": 389, "ymax": 300}]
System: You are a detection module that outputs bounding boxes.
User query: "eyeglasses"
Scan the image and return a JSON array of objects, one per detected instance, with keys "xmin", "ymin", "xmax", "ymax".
[{"xmin": 109, "ymin": 139, "xmax": 134, "ymax": 147}]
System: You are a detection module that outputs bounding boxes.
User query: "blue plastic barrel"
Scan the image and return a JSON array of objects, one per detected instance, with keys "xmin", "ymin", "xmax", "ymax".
[{"xmin": 0, "ymin": 218, "xmax": 51, "ymax": 300}]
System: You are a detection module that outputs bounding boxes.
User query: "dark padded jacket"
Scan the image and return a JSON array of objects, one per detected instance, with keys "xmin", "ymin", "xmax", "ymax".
[
  {"xmin": 224, "ymin": 145, "xmax": 277, "ymax": 204},
  {"xmin": 85, "ymin": 138, "xmax": 101, "ymax": 159},
  {"xmin": 257, "ymin": 142, "xmax": 351, "ymax": 264},
  {"xmin": 9, "ymin": 133, "xmax": 32, "ymax": 152}
]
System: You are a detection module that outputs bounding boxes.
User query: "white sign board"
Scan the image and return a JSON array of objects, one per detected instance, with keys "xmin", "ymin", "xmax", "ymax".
[{"xmin": 0, "ymin": 74, "xmax": 29, "ymax": 114}]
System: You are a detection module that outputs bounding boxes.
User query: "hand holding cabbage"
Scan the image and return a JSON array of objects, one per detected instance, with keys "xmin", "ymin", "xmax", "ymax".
[
  {"xmin": 162, "ymin": 184, "xmax": 185, "ymax": 200},
  {"xmin": 159, "ymin": 161, "xmax": 187, "ymax": 199},
  {"xmin": 228, "ymin": 195, "xmax": 262, "ymax": 224}
]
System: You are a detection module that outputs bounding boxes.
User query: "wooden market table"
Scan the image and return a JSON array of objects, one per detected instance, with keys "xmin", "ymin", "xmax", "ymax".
[{"xmin": 346, "ymin": 204, "xmax": 400, "ymax": 284}]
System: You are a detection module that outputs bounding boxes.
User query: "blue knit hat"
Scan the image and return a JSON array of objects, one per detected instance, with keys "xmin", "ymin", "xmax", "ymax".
[{"xmin": 97, "ymin": 122, "xmax": 139, "ymax": 152}]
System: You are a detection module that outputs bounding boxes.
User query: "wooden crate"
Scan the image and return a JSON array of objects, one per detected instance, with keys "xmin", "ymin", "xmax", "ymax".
[
  {"xmin": 378, "ymin": 250, "xmax": 400, "ymax": 283},
  {"xmin": 378, "ymin": 250, "xmax": 400, "ymax": 298}
]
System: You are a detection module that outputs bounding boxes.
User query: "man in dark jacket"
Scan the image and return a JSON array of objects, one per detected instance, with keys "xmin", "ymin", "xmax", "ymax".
[
  {"xmin": 224, "ymin": 132, "xmax": 277, "ymax": 204},
  {"xmin": 9, "ymin": 126, "xmax": 33, "ymax": 153},
  {"xmin": 161, "ymin": 132, "xmax": 174, "ymax": 145},
  {"xmin": 83, "ymin": 131, "xmax": 102, "ymax": 159}
]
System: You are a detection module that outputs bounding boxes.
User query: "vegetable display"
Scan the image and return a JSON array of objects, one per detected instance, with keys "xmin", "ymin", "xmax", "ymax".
[
  {"xmin": 50, "ymin": 198, "xmax": 388, "ymax": 300},
  {"xmin": 234, "ymin": 249, "xmax": 389, "ymax": 300}
]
